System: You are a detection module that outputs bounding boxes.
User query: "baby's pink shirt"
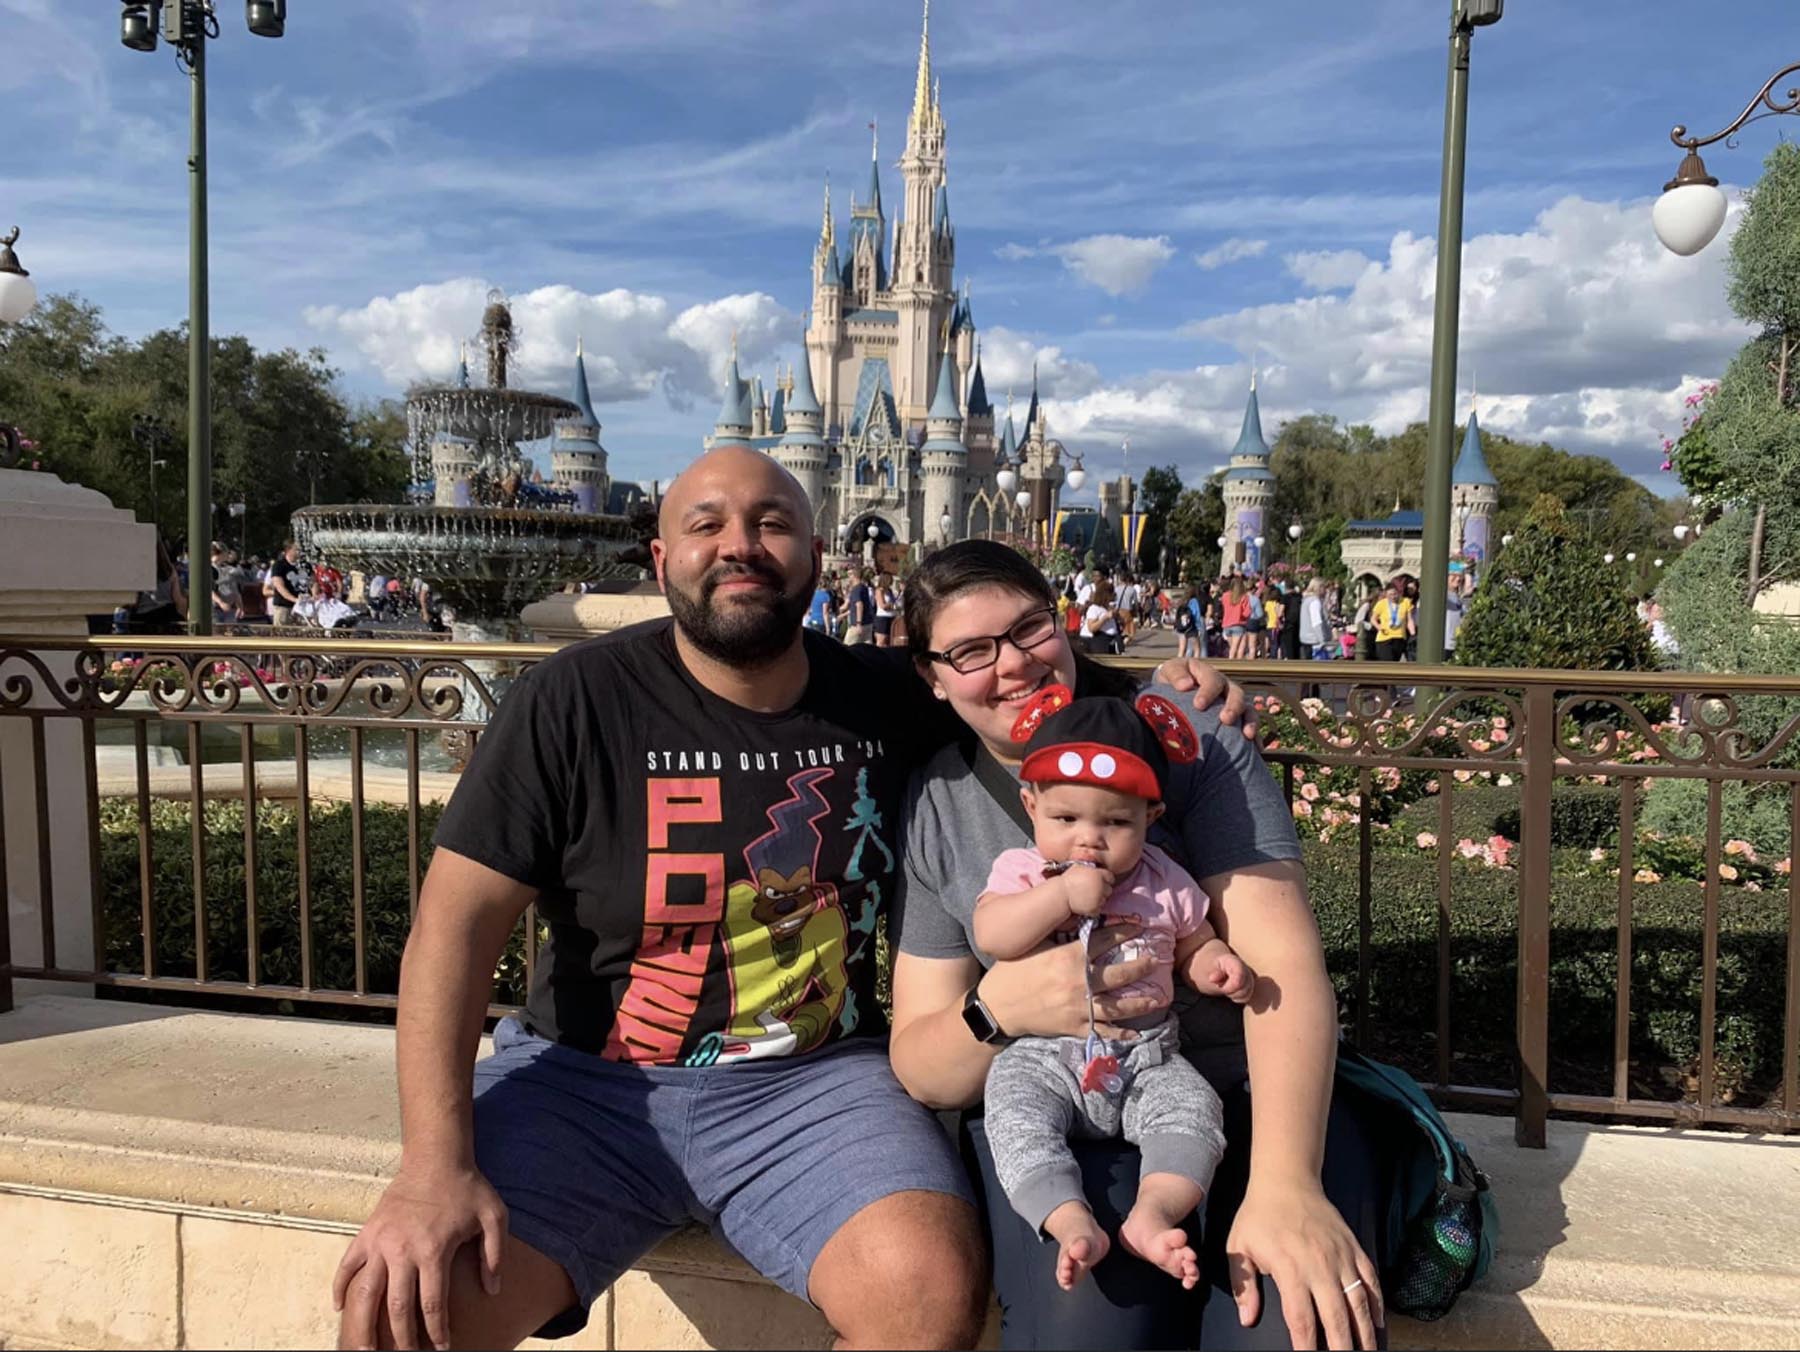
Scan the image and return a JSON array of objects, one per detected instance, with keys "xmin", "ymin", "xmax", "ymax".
[{"xmin": 980, "ymin": 843, "xmax": 1207, "ymax": 1011}]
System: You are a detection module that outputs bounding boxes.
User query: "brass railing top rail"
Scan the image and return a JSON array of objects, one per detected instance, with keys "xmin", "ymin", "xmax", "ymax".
[
  {"xmin": 3, "ymin": 634, "xmax": 1799, "ymax": 696},
  {"xmin": 0, "ymin": 633, "xmax": 563, "ymax": 661}
]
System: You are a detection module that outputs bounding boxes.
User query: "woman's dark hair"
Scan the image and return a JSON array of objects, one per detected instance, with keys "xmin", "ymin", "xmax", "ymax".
[
  {"xmin": 902, "ymin": 540, "xmax": 1055, "ymax": 661},
  {"xmin": 903, "ymin": 539, "xmax": 1137, "ymax": 699}
]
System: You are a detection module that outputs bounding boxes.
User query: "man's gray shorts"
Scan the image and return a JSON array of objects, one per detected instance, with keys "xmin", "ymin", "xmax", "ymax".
[{"xmin": 472, "ymin": 1017, "xmax": 973, "ymax": 1338}]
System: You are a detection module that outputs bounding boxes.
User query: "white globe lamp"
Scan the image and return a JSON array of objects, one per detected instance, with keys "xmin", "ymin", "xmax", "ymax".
[
  {"xmin": 996, "ymin": 464, "xmax": 1017, "ymax": 494},
  {"xmin": 1501, "ymin": 532, "xmax": 1515, "ymax": 547},
  {"xmin": 1015, "ymin": 490, "xmax": 1031, "ymax": 511},
  {"xmin": 866, "ymin": 523, "xmax": 879, "ymax": 540},
  {"xmin": 1673, "ymin": 523, "xmax": 1690, "ymax": 540},
  {"xmin": 1626, "ymin": 551, "xmax": 1638, "ymax": 563},
  {"xmin": 1287, "ymin": 522, "xmax": 1303, "ymax": 541},
  {"xmin": 1652, "ymin": 151, "xmax": 1729, "ymax": 257},
  {"xmin": 0, "ymin": 227, "xmax": 37, "ymax": 325},
  {"xmin": 1603, "ymin": 552, "xmax": 1616, "ymax": 564},
  {"xmin": 1253, "ymin": 535, "xmax": 1266, "ymax": 550},
  {"xmin": 1654, "ymin": 557, "xmax": 1665, "ymax": 568},
  {"xmin": 1215, "ymin": 535, "xmax": 1227, "ymax": 549}
]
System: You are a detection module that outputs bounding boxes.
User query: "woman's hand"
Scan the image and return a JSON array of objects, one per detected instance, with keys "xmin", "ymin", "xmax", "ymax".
[
  {"xmin": 1151, "ymin": 658, "xmax": 1257, "ymax": 739},
  {"xmin": 978, "ymin": 920, "xmax": 1160, "ymax": 1039},
  {"xmin": 1225, "ymin": 1175, "xmax": 1384, "ymax": 1351}
]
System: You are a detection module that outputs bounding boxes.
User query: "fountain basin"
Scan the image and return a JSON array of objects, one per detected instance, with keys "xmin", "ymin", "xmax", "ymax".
[{"xmin": 293, "ymin": 503, "xmax": 641, "ymax": 620}]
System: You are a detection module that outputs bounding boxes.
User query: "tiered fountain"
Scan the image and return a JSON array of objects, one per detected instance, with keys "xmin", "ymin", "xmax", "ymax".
[{"xmin": 293, "ymin": 290, "xmax": 641, "ymax": 644}]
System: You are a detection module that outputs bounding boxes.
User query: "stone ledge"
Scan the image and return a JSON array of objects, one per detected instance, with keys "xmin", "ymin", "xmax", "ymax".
[{"xmin": 3, "ymin": 994, "xmax": 1799, "ymax": 1349}]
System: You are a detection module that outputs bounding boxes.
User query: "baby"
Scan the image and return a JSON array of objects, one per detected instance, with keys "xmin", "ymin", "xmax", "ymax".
[{"xmin": 974, "ymin": 687, "xmax": 1256, "ymax": 1291}]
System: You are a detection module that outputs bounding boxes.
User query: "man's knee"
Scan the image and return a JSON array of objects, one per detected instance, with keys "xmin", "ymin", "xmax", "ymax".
[{"xmin": 812, "ymin": 1191, "xmax": 989, "ymax": 1347}]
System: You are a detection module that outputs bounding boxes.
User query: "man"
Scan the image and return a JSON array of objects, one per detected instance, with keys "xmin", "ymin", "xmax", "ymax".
[
  {"xmin": 1372, "ymin": 580, "xmax": 1411, "ymax": 662},
  {"xmin": 332, "ymin": 447, "xmax": 1248, "ymax": 1350},
  {"xmin": 1116, "ymin": 573, "xmax": 1140, "ymax": 646},
  {"xmin": 265, "ymin": 540, "xmax": 306, "ymax": 626},
  {"xmin": 843, "ymin": 566, "xmax": 875, "ymax": 645}
]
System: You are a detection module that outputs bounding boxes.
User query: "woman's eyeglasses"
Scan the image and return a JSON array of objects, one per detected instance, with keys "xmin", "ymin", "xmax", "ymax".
[{"xmin": 925, "ymin": 607, "xmax": 1061, "ymax": 674}]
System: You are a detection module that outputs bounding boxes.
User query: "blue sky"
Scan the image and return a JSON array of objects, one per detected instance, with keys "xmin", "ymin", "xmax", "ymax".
[{"xmin": 4, "ymin": 0, "xmax": 1792, "ymax": 503}]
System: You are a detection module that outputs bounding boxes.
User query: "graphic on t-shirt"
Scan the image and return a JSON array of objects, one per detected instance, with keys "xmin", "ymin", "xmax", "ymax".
[{"xmin": 713, "ymin": 767, "xmax": 852, "ymax": 1062}]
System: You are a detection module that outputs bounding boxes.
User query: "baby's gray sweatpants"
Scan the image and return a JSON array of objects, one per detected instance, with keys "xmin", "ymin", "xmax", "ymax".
[{"xmin": 984, "ymin": 1015, "xmax": 1227, "ymax": 1234}]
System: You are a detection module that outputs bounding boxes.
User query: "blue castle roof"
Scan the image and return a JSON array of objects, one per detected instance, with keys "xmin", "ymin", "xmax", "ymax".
[
  {"xmin": 1223, "ymin": 384, "xmax": 1270, "ymax": 480},
  {"xmin": 1454, "ymin": 407, "xmax": 1498, "ymax": 487},
  {"xmin": 966, "ymin": 351, "xmax": 991, "ymax": 417},
  {"xmin": 927, "ymin": 349, "xmax": 962, "ymax": 422}
]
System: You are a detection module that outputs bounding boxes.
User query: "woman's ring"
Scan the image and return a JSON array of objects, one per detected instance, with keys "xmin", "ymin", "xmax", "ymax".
[{"xmin": 1342, "ymin": 1279, "xmax": 1364, "ymax": 1295}]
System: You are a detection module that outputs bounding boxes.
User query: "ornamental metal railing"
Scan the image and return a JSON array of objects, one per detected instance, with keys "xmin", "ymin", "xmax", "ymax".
[{"xmin": 1, "ymin": 634, "xmax": 1796, "ymax": 1149}]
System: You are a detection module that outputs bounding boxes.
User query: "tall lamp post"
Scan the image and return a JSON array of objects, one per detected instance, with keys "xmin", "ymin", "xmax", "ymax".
[
  {"xmin": 1418, "ymin": 0, "xmax": 1504, "ymax": 668},
  {"xmin": 0, "ymin": 227, "xmax": 39, "ymax": 468},
  {"xmin": 120, "ymin": 1, "xmax": 288, "ymax": 634}
]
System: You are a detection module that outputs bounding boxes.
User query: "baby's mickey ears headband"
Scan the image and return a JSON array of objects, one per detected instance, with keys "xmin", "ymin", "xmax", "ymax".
[{"xmin": 1008, "ymin": 684, "xmax": 1200, "ymax": 800}]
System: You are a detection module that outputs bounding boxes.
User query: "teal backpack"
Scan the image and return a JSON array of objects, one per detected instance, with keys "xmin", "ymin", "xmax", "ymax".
[{"xmin": 1334, "ymin": 1045, "xmax": 1498, "ymax": 1321}]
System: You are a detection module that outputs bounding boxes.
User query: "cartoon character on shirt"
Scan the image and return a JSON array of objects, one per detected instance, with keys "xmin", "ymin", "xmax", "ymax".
[{"xmin": 715, "ymin": 767, "xmax": 850, "ymax": 1062}]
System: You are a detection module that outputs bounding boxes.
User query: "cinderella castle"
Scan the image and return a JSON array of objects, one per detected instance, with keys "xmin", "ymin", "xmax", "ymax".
[{"xmin": 701, "ymin": 1, "xmax": 1085, "ymax": 555}]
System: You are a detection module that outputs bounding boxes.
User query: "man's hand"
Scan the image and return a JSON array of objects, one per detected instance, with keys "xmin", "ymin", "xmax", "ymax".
[
  {"xmin": 333, "ymin": 1161, "xmax": 508, "ymax": 1350},
  {"xmin": 1152, "ymin": 658, "xmax": 1257, "ymax": 740},
  {"xmin": 1060, "ymin": 864, "xmax": 1115, "ymax": 917},
  {"xmin": 1202, "ymin": 950, "xmax": 1257, "ymax": 1004}
]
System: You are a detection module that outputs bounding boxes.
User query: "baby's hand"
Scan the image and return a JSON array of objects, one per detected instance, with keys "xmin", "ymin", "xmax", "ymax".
[
  {"xmin": 1203, "ymin": 951, "xmax": 1257, "ymax": 1004},
  {"xmin": 1060, "ymin": 864, "xmax": 1115, "ymax": 917}
]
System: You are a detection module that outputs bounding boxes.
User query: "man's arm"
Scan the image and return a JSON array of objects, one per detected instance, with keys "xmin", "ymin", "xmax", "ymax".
[
  {"xmin": 332, "ymin": 848, "xmax": 536, "ymax": 1350},
  {"xmin": 970, "ymin": 873, "xmax": 1089, "ymax": 960}
]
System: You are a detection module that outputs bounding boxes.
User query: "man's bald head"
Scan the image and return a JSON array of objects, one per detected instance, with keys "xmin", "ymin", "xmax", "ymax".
[
  {"xmin": 651, "ymin": 445, "xmax": 822, "ymax": 668},
  {"xmin": 658, "ymin": 445, "xmax": 814, "ymax": 542}
]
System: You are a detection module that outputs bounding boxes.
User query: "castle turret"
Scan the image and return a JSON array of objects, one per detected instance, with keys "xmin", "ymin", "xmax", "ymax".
[
  {"xmin": 711, "ymin": 339, "xmax": 752, "ymax": 446},
  {"xmin": 848, "ymin": 125, "xmax": 888, "ymax": 306},
  {"xmin": 1451, "ymin": 400, "xmax": 1500, "ymax": 564},
  {"xmin": 549, "ymin": 338, "xmax": 610, "ymax": 513},
  {"xmin": 774, "ymin": 336, "xmax": 829, "ymax": 521},
  {"xmin": 920, "ymin": 347, "xmax": 967, "ymax": 544},
  {"xmin": 1220, "ymin": 374, "xmax": 1275, "ymax": 573},
  {"xmin": 892, "ymin": 0, "xmax": 954, "ymax": 419}
]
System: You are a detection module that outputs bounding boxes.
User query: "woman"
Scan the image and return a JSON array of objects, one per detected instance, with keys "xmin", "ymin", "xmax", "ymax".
[
  {"xmin": 874, "ymin": 572, "xmax": 900, "ymax": 647},
  {"xmin": 1084, "ymin": 580, "xmax": 1123, "ymax": 656},
  {"xmin": 1277, "ymin": 582, "xmax": 1303, "ymax": 662},
  {"xmin": 890, "ymin": 542, "xmax": 1389, "ymax": 1351},
  {"xmin": 1220, "ymin": 577, "xmax": 1253, "ymax": 661},
  {"xmin": 1299, "ymin": 579, "xmax": 1334, "ymax": 661}
]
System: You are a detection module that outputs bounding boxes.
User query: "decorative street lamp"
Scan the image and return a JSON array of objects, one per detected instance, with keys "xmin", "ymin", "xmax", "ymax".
[
  {"xmin": 995, "ymin": 446, "xmax": 1017, "ymax": 495},
  {"xmin": 1654, "ymin": 557, "xmax": 1666, "ymax": 568},
  {"xmin": 1652, "ymin": 61, "xmax": 1800, "ymax": 256},
  {"xmin": 1603, "ymin": 552, "xmax": 1616, "ymax": 565},
  {"xmin": 1501, "ymin": 532, "xmax": 1515, "ymax": 547},
  {"xmin": 1626, "ymin": 551, "xmax": 1638, "ymax": 563},
  {"xmin": 120, "ymin": 1, "xmax": 289, "ymax": 633},
  {"xmin": 1418, "ymin": 0, "xmax": 1506, "ymax": 670},
  {"xmin": 132, "ymin": 414, "xmax": 175, "ymax": 531},
  {"xmin": 1673, "ymin": 523, "xmax": 1691, "ymax": 541},
  {"xmin": 1064, "ymin": 451, "xmax": 1087, "ymax": 493},
  {"xmin": 939, "ymin": 509, "xmax": 952, "ymax": 545},
  {"xmin": 0, "ymin": 227, "xmax": 39, "ymax": 469}
]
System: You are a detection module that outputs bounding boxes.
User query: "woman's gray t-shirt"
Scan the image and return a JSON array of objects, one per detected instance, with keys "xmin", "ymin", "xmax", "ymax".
[{"xmin": 891, "ymin": 684, "xmax": 1303, "ymax": 1054}]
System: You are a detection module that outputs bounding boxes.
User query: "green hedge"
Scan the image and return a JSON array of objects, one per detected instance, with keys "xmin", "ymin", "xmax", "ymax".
[
  {"xmin": 98, "ymin": 797, "xmax": 531, "ymax": 1006},
  {"xmin": 1306, "ymin": 837, "xmax": 1790, "ymax": 1104}
]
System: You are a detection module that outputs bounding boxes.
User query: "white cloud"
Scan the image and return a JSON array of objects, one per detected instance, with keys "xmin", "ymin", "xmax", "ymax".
[
  {"xmin": 305, "ymin": 280, "xmax": 791, "ymax": 410},
  {"xmin": 1284, "ymin": 248, "xmax": 1372, "ymax": 291},
  {"xmin": 997, "ymin": 234, "xmax": 1176, "ymax": 296},
  {"xmin": 1042, "ymin": 195, "xmax": 1752, "ymax": 487},
  {"xmin": 1195, "ymin": 237, "xmax": 1268, "ymax": 270},
  {"xmin": 979, "ymin": 326, "xmax": 1103, "ymax": 404}
]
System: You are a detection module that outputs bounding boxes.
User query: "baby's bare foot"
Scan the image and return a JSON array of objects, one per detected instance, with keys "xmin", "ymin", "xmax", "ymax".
[
  {"xmin": 1044, "ymin": 1200, "xmax": 1111, "ymax": 1291},
  {"xmin": 1119, "ymin": 1211, "xmax": 1200, "ymax": 1289}
]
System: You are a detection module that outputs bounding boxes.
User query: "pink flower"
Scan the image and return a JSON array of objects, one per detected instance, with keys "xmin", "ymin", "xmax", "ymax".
[
  {"xmin": 1487, "ymin": 836, "xmax": 1514, "ymax": 867},
  {"xmin": 1425, "ymin": 778, "xmax": 1441, "ymax": 794},
  {"xmin": 1723, "ymin": 839, "xmax": 1757, "ymax": 861},
  {"xmin": 1633, "ymin": 868, "xmax": 1663, "ymax": 885},
  {"xmin": 1470, "ymin": 737, "xmax": 1491, "ymax": 752},
  {"xmin": 1457, "ymin": 838, "xmax": 1483, "ymax": 859},
  {"xmin": 1416, "ymin": 832, "xmax": 1438, "ymax": 850},
  {"xmin": 1744, "ymin": 881, "xmax": 1763, "ymax": 892},
  {"xmin": 1293, "ymin": 799, "xmax": 1314, "ymax": 818},
  {"xmin": 1777, "ymin": 858, "xmax": 1792, "ymax": 876},
  {"xmin": 1453, "ymin": 769, "xmax": 1474, "ymax": 783},
  {"xmin": 1718, "ymin": 863, "xmax": 1739, "ymax": 881},
  {"xmin": 1300, "ymin": 782, "xmax": 1321, "ymax": 802}
]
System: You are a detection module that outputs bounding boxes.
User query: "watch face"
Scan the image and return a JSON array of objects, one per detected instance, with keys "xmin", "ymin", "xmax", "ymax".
[{"xmin": 962, "ymin": 995, "xmax": 999, "ymax": 1043}]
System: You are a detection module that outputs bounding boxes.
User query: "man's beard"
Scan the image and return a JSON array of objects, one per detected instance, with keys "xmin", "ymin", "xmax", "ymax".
[{"xmin": 666, "ymin": 558, "xmax": 815, "ymax": 667}]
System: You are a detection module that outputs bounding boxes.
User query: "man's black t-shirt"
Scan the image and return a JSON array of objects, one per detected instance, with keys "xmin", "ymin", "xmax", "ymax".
[
  {"xmin": 434, "ymin": 620, "xmax": 949, "ymax": 1066},
  {"xmin": 847, "ymin": 583, "xmax": 874, "ymax": 626},
  {"xmin": 268, "ymin": 556, "xmax": 304, "ymax": 601}
]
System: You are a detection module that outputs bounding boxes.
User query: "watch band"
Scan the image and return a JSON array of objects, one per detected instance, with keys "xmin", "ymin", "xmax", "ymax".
[{"xmin": 961, "ymin": 983, "xmax": 1009, "ymax": 1045}]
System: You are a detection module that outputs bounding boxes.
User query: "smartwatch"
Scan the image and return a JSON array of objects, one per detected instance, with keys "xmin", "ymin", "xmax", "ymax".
[{"xmin": 961, "ymin": 982, "xmax": 1009, "ymax": 1045}]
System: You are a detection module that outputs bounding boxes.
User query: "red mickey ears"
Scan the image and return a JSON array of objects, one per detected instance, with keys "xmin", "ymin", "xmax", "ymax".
[
  {"xmin": 1136, "ymin": 692, "xmax": 1200, "ymax": 765},
  {"xmin": 1009, "ymin": 683, "xmax": 1075, "ymax": 743}
]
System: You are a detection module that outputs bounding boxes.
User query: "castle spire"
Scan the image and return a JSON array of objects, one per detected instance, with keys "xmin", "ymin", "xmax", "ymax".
[
  {"xmin": 820, "ymin": 174, "xmax": 834, "ymax": 250},
  {"xmin": 910, "ymin": 0, "xmax": 933, "ymax": 140}
]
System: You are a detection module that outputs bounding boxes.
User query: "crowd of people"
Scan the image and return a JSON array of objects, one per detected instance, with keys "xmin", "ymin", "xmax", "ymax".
[
  {"xmin": 114, "ymin": 536, "xmax": 444, "ymax": 635},
  {"xmin": 1167, "ymin": 570, "xmax": 1478, "ymax": 664}
]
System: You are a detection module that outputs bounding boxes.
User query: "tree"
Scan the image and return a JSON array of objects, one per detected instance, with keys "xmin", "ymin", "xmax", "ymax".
[
  {"xmin": 0, "ymin": 293, "xmax": 409, "ymax": 554},
  {"xmin": 1454, "ymin": 495, "xmax": 1656, "ymax": 674},
  {"xmin": 1135, "ymin": 464, "xmax": 1182, "ymax": 579},
  {"xmin": 1164, "ymin": 482, "xmax": 1225, "ymax": 584}
]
